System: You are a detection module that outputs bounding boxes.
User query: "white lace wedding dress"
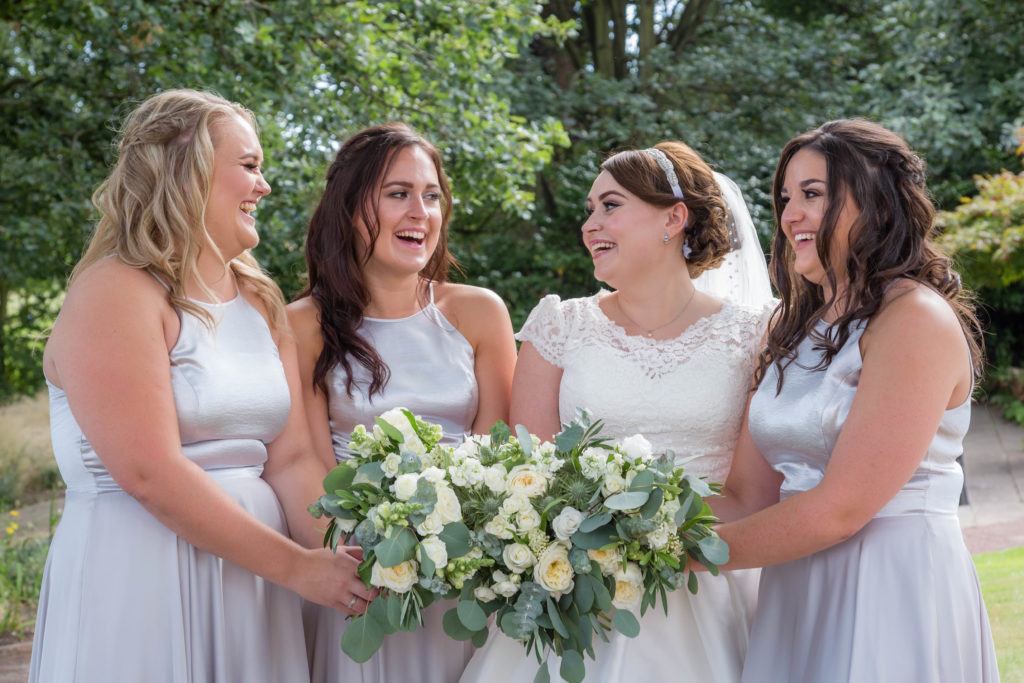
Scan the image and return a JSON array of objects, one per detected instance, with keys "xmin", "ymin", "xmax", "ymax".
[{"xmin": 460, "ymin": 290, "xmax": 773, "ymax": 683}]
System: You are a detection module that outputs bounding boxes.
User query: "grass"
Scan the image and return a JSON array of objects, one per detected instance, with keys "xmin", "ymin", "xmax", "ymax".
[
  {"xmin": 0, "ymin": 391, "xmax": 62, "ymax": 509},
  {"xmin": 975, "ymin": 547, "xmax": 1024, "ymax": 682},
  {"xmin": 1, "ymin": 495, "xmax": 58, "ymax": 636}
]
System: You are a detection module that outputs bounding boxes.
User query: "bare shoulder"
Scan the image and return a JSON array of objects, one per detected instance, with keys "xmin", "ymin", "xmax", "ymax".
[
  {"xmin": 863, "ymin": 280, "xmax": 964, "ymax": 354},
  {"xmin": 434, "ymin": 282, "xmax": 511, "ymax": 324},
  {"xmin": 285, "ymin": 296, "xmax": 324, "ymax": 348}
]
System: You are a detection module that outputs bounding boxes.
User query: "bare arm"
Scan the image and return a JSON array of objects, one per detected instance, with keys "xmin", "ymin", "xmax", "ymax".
[
  {"xmin": 713, "ymin": 286, "xmax": 973, "ymax": 569},
  {"xmin": 713, "ymin": 396, "xmax": 783, "ymax": 523},
  {"xmin": 438, "ymin": 284, "xmax": 517, "ymax": 433},
  {"xmin": 48, "ymin": 262, "xmax": 373, "ymax": 612},
  {"xmin": 509, "ymin": 341, "xmax": 563, "ymax": 441},
  {"xmin": 286, "ymin": 298, "xmax": 339, "ymax": 472}
]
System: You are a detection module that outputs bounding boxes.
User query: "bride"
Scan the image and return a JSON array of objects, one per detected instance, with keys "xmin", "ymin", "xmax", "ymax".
[{"xmin": 460, "ymin": 141, "xmax": 774, "ymax": 682}]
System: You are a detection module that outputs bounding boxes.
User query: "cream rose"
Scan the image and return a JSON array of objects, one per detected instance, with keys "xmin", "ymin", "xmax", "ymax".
[
  {"xmin": 392, "ymin": 473, "xmax": 419, "ymax": 501},
  {"xmin": 370, "ymin": 559, "xmax": 419, "ymax": 593},
  {"xmin": 381, "ymin": 452, "xmax": 402, "ymax": 477},
  {"xmin": 501, "ymin": 494, "xmax": 531, "ymax": 516},
  {"xmin": 502, "ymin": 542, "xmax": 537, "ymax": 574},
  {"xmin": 421, "ymin": 466, "xmax": 446, "ymax": 484},
  {"xmin": 506, "ymin": 465, "xmax": 548, "ymax": 498},
  {"xmin": 434, "ymin": 484, "xmax": 463, "ymax": 523},
  {"xmin": 536, "ymin": 542, "xmax": 574, "ymax": 597},
  {"xmin": 611, "ymin": 562, "xmax": 644, "ymax": 610},
  {"xmin": 602, "ymin": 473, "xmax": 626, "ymax": 496},
  {"xmin": 551, "ymin": 507, "xmax": 585, "ymax": 541},
  {"xmin": 418, "ymin": 535, "xmax": 448, "ymax": 572},
  {"xmin": 588, "ymin": 547, "xmax": 622, "ymax": 575}
]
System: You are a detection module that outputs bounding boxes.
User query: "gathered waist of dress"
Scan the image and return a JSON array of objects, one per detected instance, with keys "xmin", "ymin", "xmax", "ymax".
[{"xmin": 69, "ymin": 462, "xmax": 265, "ymax": 494}]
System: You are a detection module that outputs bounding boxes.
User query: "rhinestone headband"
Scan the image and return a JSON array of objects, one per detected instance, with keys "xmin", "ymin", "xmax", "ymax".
[{"xmin": 644, "ymin": 148, "xmax": 684, "ymax": 200}]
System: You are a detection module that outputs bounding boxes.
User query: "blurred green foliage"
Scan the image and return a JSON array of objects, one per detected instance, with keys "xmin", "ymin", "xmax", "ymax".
[{"xmin": 3, "ymin": 0, "xmax": 1024, "ymax": 402}]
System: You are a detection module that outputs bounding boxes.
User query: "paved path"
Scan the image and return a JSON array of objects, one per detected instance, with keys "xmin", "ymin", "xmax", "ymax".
[{"xmin": 3, "ymin": 402, "xmax": 1023, "ymax": 683}]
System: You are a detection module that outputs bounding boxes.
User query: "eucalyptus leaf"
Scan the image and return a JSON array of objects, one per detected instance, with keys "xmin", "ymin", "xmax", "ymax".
[
  {"xmin": 683, "ymin": 474, "xmax": 714, "ymax": 498},
  {"xmin": 570, "ymin": 525, "xmax": 617, "ymax": 550},
  {"xmin": 639, "ymin": 487, "xmax": 664, "ymax": 520},
  {"xmin": 490, "ymin": 420, "xmax": 512, "ymax": 444},
  {"xmin": 612, "ymin": 609, "xmax": 640, "ymax": 638},
  {"xmin": 546, "ymin": 597, "xmax": 569, "ymax": 638},
  {"xmin": 604, "ymin": 490, "xmax": 650, "ymax": 510},
  {"xmin": 323, "ymin": 464, "xmax": 356, "ymax": 495},
  {"xmin": 573, "ymin": 574, "xmax": 595, "ymax": 614},
  {"xmin": 341, "ymin": 601, "xmax": 387, "ymax": 663},
  {"xmin": 628, "ymin": 469, "xmax": 655, "ymax": 492},
  {"xmin": 443, "ymin": 606, "xmax": 477, "ymax": 641},
  {"xmin": 578, "ymin": 512, "xmax": 612, "ymax": 533},
  {"xmin": 373, "ymin": 527, "xmax": 417, "ymax": 568},
  {"xmin": 697, "ymin": 535, "xmax": 730, "ymax": 566},
  {"xmin": 458, "ymin": 599, "xmax": 488, "ymax": 631},
  {"xmin": 439, "ymin": 522, "xmax": 473, "ymax": 558},
  {"xmin": 356, "ymin": 461, "xmax": 386, "ymax": 486},
  {"xmin": 500, "ymin": 610, "xmax": 537, "ymax": 640},
  {"xmin": 472, "ymin": 627, "xmax": 489, "ymax": 648},
  {"xmin": 515, "ymin": 424, "xmax": 534, "ymax": 456},
  {"xmin": 554, "ymin": 422, "xmax": 584, "ymax": 453},
  {"xmin": 533, "ymin": 663, "xmax": 551, "ymax": 683},
  {"xmin": 559, "ymin": 649, "xmax": 586, "ymax": 683}
]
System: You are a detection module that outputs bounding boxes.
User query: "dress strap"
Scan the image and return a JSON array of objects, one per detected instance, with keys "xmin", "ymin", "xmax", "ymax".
[
  {"xmin": 427, "ymin": 280, "xmax": 436, "ymax": 305},
  {"xmin": 148, "ymin": 270, "xmax": 171, "ymax": 292}
]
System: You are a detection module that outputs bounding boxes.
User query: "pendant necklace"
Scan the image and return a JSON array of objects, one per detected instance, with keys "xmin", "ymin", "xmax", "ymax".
[{"xmin": 616, "ymin": 286, "xmax": 697, "ymax": 338}]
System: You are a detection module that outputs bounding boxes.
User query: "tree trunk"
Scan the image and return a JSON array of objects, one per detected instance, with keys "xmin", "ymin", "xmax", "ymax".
[
  {"xmin": 636, "ymin": 0, "xmax": 656, "ymax": 77},
  {"xmin": 0, "ymin": 273, "xmax": 8, "ymax": 397},
  {"xmin": 611, "ymin": 0, "xmax": 629, "ymax": 79},
  {"xmin": 589, "ymin": 0, "xmax": 615, "ymax": 78},
  {"xmin": 669, "ymin": 0, "xmax": 716, "ymax": 54}
]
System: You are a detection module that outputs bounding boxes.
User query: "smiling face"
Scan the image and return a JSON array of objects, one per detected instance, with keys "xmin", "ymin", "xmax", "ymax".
[
  {"xmin": 582, "ymin": 170, "xmax": 680, "ymax": 288},
  {"xmin": 357, "ymin": 144, "xmax": 443, "ymax": 280},
  {"xmin": 203, "ymin": 113, "xmax": 270, "ymax": 261},
  {"xmin": 779, "ymin": 148, "xmax": 859, "ymax": 294}
]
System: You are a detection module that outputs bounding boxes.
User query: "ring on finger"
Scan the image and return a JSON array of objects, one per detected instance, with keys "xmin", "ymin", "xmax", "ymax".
[{"xmin": 347, "ymin": 596, "xmax": 358, "ymax": 609}]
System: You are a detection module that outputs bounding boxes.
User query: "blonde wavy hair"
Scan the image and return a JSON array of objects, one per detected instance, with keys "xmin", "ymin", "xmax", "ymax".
[{"xmin": 72, "ymin": 88, "xmax": 285, "ymax": 329}]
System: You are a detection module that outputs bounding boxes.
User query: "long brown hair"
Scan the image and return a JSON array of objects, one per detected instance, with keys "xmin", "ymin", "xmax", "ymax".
[
  {"xmin": 298, "ymin": 122, "xmax": 455, "ymax": 397},
  {"xmin": 755, "ymin": 118, "xmax": 983, "ymax": 392}
]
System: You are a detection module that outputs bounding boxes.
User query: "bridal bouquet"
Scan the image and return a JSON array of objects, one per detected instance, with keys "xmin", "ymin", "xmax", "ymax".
[{"xmin": 310, "ymin": 408, "xmax": 728, "ymax": 683}]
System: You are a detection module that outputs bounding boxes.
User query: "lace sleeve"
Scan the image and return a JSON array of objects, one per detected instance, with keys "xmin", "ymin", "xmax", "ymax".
[{"xmin": 516, "ymin": 294, "xmax": 569, "ymax": 368}]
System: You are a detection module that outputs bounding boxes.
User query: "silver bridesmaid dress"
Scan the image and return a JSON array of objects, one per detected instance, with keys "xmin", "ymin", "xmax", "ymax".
[
  {"xmin": 29, "ymin": 292, "xmax": 309, "ymax": 682},
  {"xmin": 306, "ymin": 284, "xmax": 479, "ymax": 683},
  {"xmin": 743, "ymin": 321, "xmax": 999, "ymax": 682}
]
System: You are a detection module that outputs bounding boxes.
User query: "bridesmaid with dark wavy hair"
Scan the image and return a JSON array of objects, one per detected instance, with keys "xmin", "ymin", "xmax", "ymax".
[
  {"xmin": 710, "ymin": 119, "xmax": 999, "ymax": 682},
  {"xmin": 287, "ymin": 122, "xmax": 517, "ymax": 683}
]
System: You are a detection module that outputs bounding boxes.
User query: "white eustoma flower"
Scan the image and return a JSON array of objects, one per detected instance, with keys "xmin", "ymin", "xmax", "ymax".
[
  {"xmin": 620, "ymin": 434, "xmax": 653, "ymax": 461},
  {"xmin": 421, "ymin": 466, "xmax": 447, "ymax": 484},
  {"xmin": 515, "ymin": 506, "xmax": 541, "ymax": 532},
  {"xmin": 502, "ymin": 543, "xmax": 537, "ymax": 574},
  {"xmin": 418, "ymin": 535, "xmax": 448, "ymax": 571},
  {"xmin": 483, "ymin": 465, "xmax": 507, "ymax": 493},
  {"xmin": 484, "ymin": 515, "xmax": 514, "ymax": 540},
  {"xmin": 645, "ymin": 522, "xmax": 672, "ymax": 549},
  {"xmin": 501, "ymin": 494, "xmax": 531, "ymax": 516},
  {"xmin": 393, "ymin": 473, "xmax": 419, "ymax": 501},
  {"xmin": 434, "ymin": 485, "xmax": 463, "ymax": 523},
  {"xmin": 473, "ymin": 585, "xmax": 498, "ymax": 602},
  {"xmin": 382, "ymin": 452, "xmax": 402, "ymax": 477},
  {"xmin": 611, "ymin": 562, "xmax": 644, "ymax": 610},
  {"xmin": 491, "ymin": 570, "xmax": 522, "ymax": 598},
  {"xmin": 602, "ymin": 473, "xmax": 626, "ymax": 496},
  {"xmin": 371, "ymin": 559, "xmax": 419, "ymax": 593},
  {"xmin": 551, "ymin": 507, "xmax": 585, "ymax": 541},
  {"xmin": 416, "ymin": 511, "xmax": 444, "ymax": 536},
  {"xmin": 579, "ymin": 448, "xmax": 607, "ymax": 480}
]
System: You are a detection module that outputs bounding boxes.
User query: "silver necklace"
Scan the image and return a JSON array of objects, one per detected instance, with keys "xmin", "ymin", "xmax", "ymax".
[{"xmin": 616, "ymin": 286, "xmax": 698, "ymax": 338}]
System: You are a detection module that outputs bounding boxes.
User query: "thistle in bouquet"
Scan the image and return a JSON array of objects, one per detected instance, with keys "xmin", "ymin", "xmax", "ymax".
[
  {"xmin": 442, "ymin": 411, "xmax": 729, "ymax": 683},
  {"xmin": 308, "ymin": 407, "xmax": 492, "ymax": 662}
]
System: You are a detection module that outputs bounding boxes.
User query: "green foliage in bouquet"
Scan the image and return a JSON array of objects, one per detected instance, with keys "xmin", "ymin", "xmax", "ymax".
[{"xmin": 310, "ymin": 408, "xmax": 727, "ymax": 683}]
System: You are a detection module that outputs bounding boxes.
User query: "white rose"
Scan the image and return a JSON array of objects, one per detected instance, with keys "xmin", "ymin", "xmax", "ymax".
[
  {"xmin": 502, "ymin": 543, "xmax": 537, "ymax": 574},
  {"xmin": 377, "ymin": 408, "xmax": 410, "ymax": 433},
  {"xmin": 501, "ymin": 494, "xmax": 531, "ymax": 516},
  {"xmin": 473, "ymin": 585, "xmax": 498, "ymax": 602},
  {"xmin": 588, "ymin": 547, "xmax": 622, "ymax": 575},
  {"xmin": 336, "ymin": 517, "xmax": 358, "ymax": 533},
  {"xmin": 448, "ymin": 464, "xmax": 469, "ymax": 487},
  {"xmin": 602, "ymin": 473, "xmax": 626, "ymax": 496},
  {"xmin": 370, "ymin": 559, "xmax": 419, "ymax": 593},
  {"xmin": 418, "ymin": 535, "xmax": 448, "ymax": 572},
  {"xmin": 392, "ymin": 473, "xmax": 419, "ymax": 501},
  {"xmin": 620, "ymin": 434, "xmax": 653, "ymax": 461},
  {"xmin": 484, "ymin": 515, "xmax": 514, "ymax": 540},
  {"xmin": 421, "ymin": 466, "xmax": 447, "ymax": 484},
  {"xmin": 611, "ymin": 562, "xmax": 644, "ymax": 610},
  {"xmin": 551, "ymin": 507, "xmax": 585, "ymax": 541},
  {"xmin": 535, "ymin": 542, "xmax": 574, "ymax": 597},
  {"xmin": 483, "ymin": 465, "xmax": 507, "ymax": 493},
  {"xmin": 402, "ymin": 437, "xmax": 427, "ymax": 457},
  {"xmin": 515, "ymin": 506, "xmax": 542, "ymax": 532},
  {"xmin": 416, "ymin": 511, "xmax": 444, "ymax": 536},
  {"xmin": 506, "ymin": 465, "xmax": 548, "ymax": 498},
  {"xmin": 434, "ymin": 485, "xmax": 463, "ymax": 523},
  {"xmin": 382, "ymin": 452, "xmax": 402, "ymax": 477},
  {"xmin": 493, "ymin": 579, "xmax": 521, "ymax": 598}
]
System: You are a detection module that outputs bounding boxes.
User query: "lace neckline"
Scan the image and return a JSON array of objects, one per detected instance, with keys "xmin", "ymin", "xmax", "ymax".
[{"xmin": 591, "ymin": 290, "xmax": 735, "ymax": 347}]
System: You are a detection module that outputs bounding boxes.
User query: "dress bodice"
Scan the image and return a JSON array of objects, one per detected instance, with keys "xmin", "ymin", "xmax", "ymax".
[
  {"xmin": 48, "ymin": 293, "xmax": 291, "ymax": 492},
  {"xmin": 748, "ymin": 321, "xmax": 969, "ymax": 517},
  {"xmin": 518, "ymin": 291, "xmax": 772, "ymax": 482},
  {"xmin": 327, "ymin": 290, "xmax": 479, "ymax": 459}
]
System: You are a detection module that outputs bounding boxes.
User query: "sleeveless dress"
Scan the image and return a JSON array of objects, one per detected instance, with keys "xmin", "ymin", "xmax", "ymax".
[
  {"xmin": 742, "ymin": 320, "xmax": 1000, "ymax": 682},
  {"xmin": 29, "ymin": 292, "xmax": 309, "ymax": 682},
  {"xmin": 461, "ymin": 291, "xmax": 772, "ymax": 683},
  {"xmin": 306, "ymin": 285, "xmax": 479, "ymax": 683}
]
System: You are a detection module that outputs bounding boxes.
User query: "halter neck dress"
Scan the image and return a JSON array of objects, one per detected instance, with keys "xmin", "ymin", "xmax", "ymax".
[
  {"xmin": 306, "ymin": 283, "xmax": 479, "ymax": 682},
  {"xmin": 29, "ymin": 289, "xmax": 309, "ymax": 682}
]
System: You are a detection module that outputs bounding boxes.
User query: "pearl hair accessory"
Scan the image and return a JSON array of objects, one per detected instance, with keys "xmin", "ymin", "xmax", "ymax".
[{"xmin": 644, "ymin": 148, "xmax": 684, "ymax": 200}]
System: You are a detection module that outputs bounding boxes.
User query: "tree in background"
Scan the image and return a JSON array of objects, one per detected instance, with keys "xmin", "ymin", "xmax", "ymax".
[{"xmin": 0, "ymin": 0, "xmax": 569, "ymax": 398}]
